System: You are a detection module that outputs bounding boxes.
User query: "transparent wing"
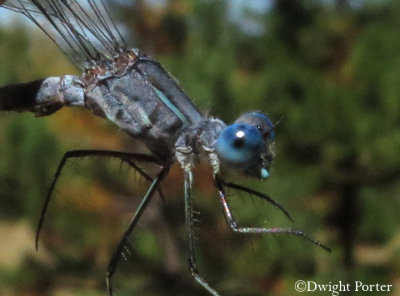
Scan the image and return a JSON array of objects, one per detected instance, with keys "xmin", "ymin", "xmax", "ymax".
[{"xmin": 1, "ymin": 0, "xmax": 127, "ymax": 69}]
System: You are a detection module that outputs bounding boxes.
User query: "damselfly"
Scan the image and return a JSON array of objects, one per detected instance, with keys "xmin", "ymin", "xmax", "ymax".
[{"xmin": 0, "ymin": 1, "xmax": 329, "ymax": 295}]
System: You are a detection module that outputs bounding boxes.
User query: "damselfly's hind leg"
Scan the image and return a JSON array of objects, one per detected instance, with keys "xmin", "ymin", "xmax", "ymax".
[
  {"xmin": 36, "ymin": 149, "xmax": 164, "ymax": 250},
  {"xmin": 106, "ymin": 166, "xmax": 170, "ymax": 296},
  {"xmin": 214, "ymin": 175, "xmax": 330, "ymax": 252},
  {"xmin": 184, "ymin": 169, "xmax": 221, "ymax": 296}
]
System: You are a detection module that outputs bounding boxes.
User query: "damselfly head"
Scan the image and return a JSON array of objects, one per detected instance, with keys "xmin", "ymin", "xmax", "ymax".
[{"xmin": 215, "ymin": 111, "xmax": 275, "ymax": 179}]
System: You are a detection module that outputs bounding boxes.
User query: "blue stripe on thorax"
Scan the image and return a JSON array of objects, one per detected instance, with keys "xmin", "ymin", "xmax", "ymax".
[{"xmin": 151, "ymin": 85, "xmax": 189, "ymax": 125}]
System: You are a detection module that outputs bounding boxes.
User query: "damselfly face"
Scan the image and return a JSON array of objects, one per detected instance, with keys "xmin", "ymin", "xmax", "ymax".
[{"xmin": 216, "ymin": 111, "xmax": 275, "ymax": 179}]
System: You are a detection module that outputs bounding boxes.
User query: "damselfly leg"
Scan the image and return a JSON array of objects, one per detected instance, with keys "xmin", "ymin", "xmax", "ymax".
[
  {"xmin": 36, "ymin": 149, "xmax": 164, "ymax": 250},
  {"xmin": 221, "ymin": 180, "xmax": 293, "ymax": 222},
  {"xmin": 214, "ymin": 175, "xmax": 330, "ymax": 252},
  {"xmin": 106, "ymin": 165, "xmax": 170, "ymax": 296},
  {"xmin": 184, "ymin": 168, "xmax": 220, "ymax": 296}
]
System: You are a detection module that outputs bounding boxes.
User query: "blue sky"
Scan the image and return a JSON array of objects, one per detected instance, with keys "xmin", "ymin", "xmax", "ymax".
[
  {"xmin": 0, "ymin": 0, "xmax": 271, "ymax": 27},
  {"xmin": 0, "ymin": 1, "xmax": 374, "ymax": 32}
]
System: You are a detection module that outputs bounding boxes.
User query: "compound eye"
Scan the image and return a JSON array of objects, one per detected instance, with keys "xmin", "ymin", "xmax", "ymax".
[
  {"xmin": 234, "ymin": 111, "xmax": 275, "ymax": 141},
  {"xmin": 216, "ymin": 123, "xmax": 263, "ymax": 166},
  {"xmin": 258, "ymin": 114, "xmax": 275, "ymax": 141}
]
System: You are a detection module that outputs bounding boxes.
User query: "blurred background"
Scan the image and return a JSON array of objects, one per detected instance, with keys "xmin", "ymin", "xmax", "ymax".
[{"xmin": 1, "ymin": 0, "xmax": 400, "ymax": 295}]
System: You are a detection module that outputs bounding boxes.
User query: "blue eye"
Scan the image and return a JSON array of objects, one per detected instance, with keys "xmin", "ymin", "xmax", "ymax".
[
  {"xmin": 216, "ymin": 123, "xmax": 263, "ymax": 166},
  {"xmin": 253, "ymin": 112, "xmax": 275, "ymax": 141},
  {"xmin": 234, "ymin": 111, "xmax": 275, "ymax": 141}
]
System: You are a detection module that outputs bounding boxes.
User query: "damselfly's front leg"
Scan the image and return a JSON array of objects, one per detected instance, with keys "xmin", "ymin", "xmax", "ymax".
[
  {"xmin": 36, "ymin": 149, "xmax": 163, "ymax": 249},
  {"xmin": 214, "ymin": 175, "xmax": 330, "ymax": 252},
  {"xmin": 221, "ymin": 179, "xmax": 293, "ymax": 222},
  {"xmin": 184, "ymin": 168, "xmax": 221, "ymax": 296},
  {"xmin": 106, "ymin": 165, "xmax": 170, "ymax": 296}
]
